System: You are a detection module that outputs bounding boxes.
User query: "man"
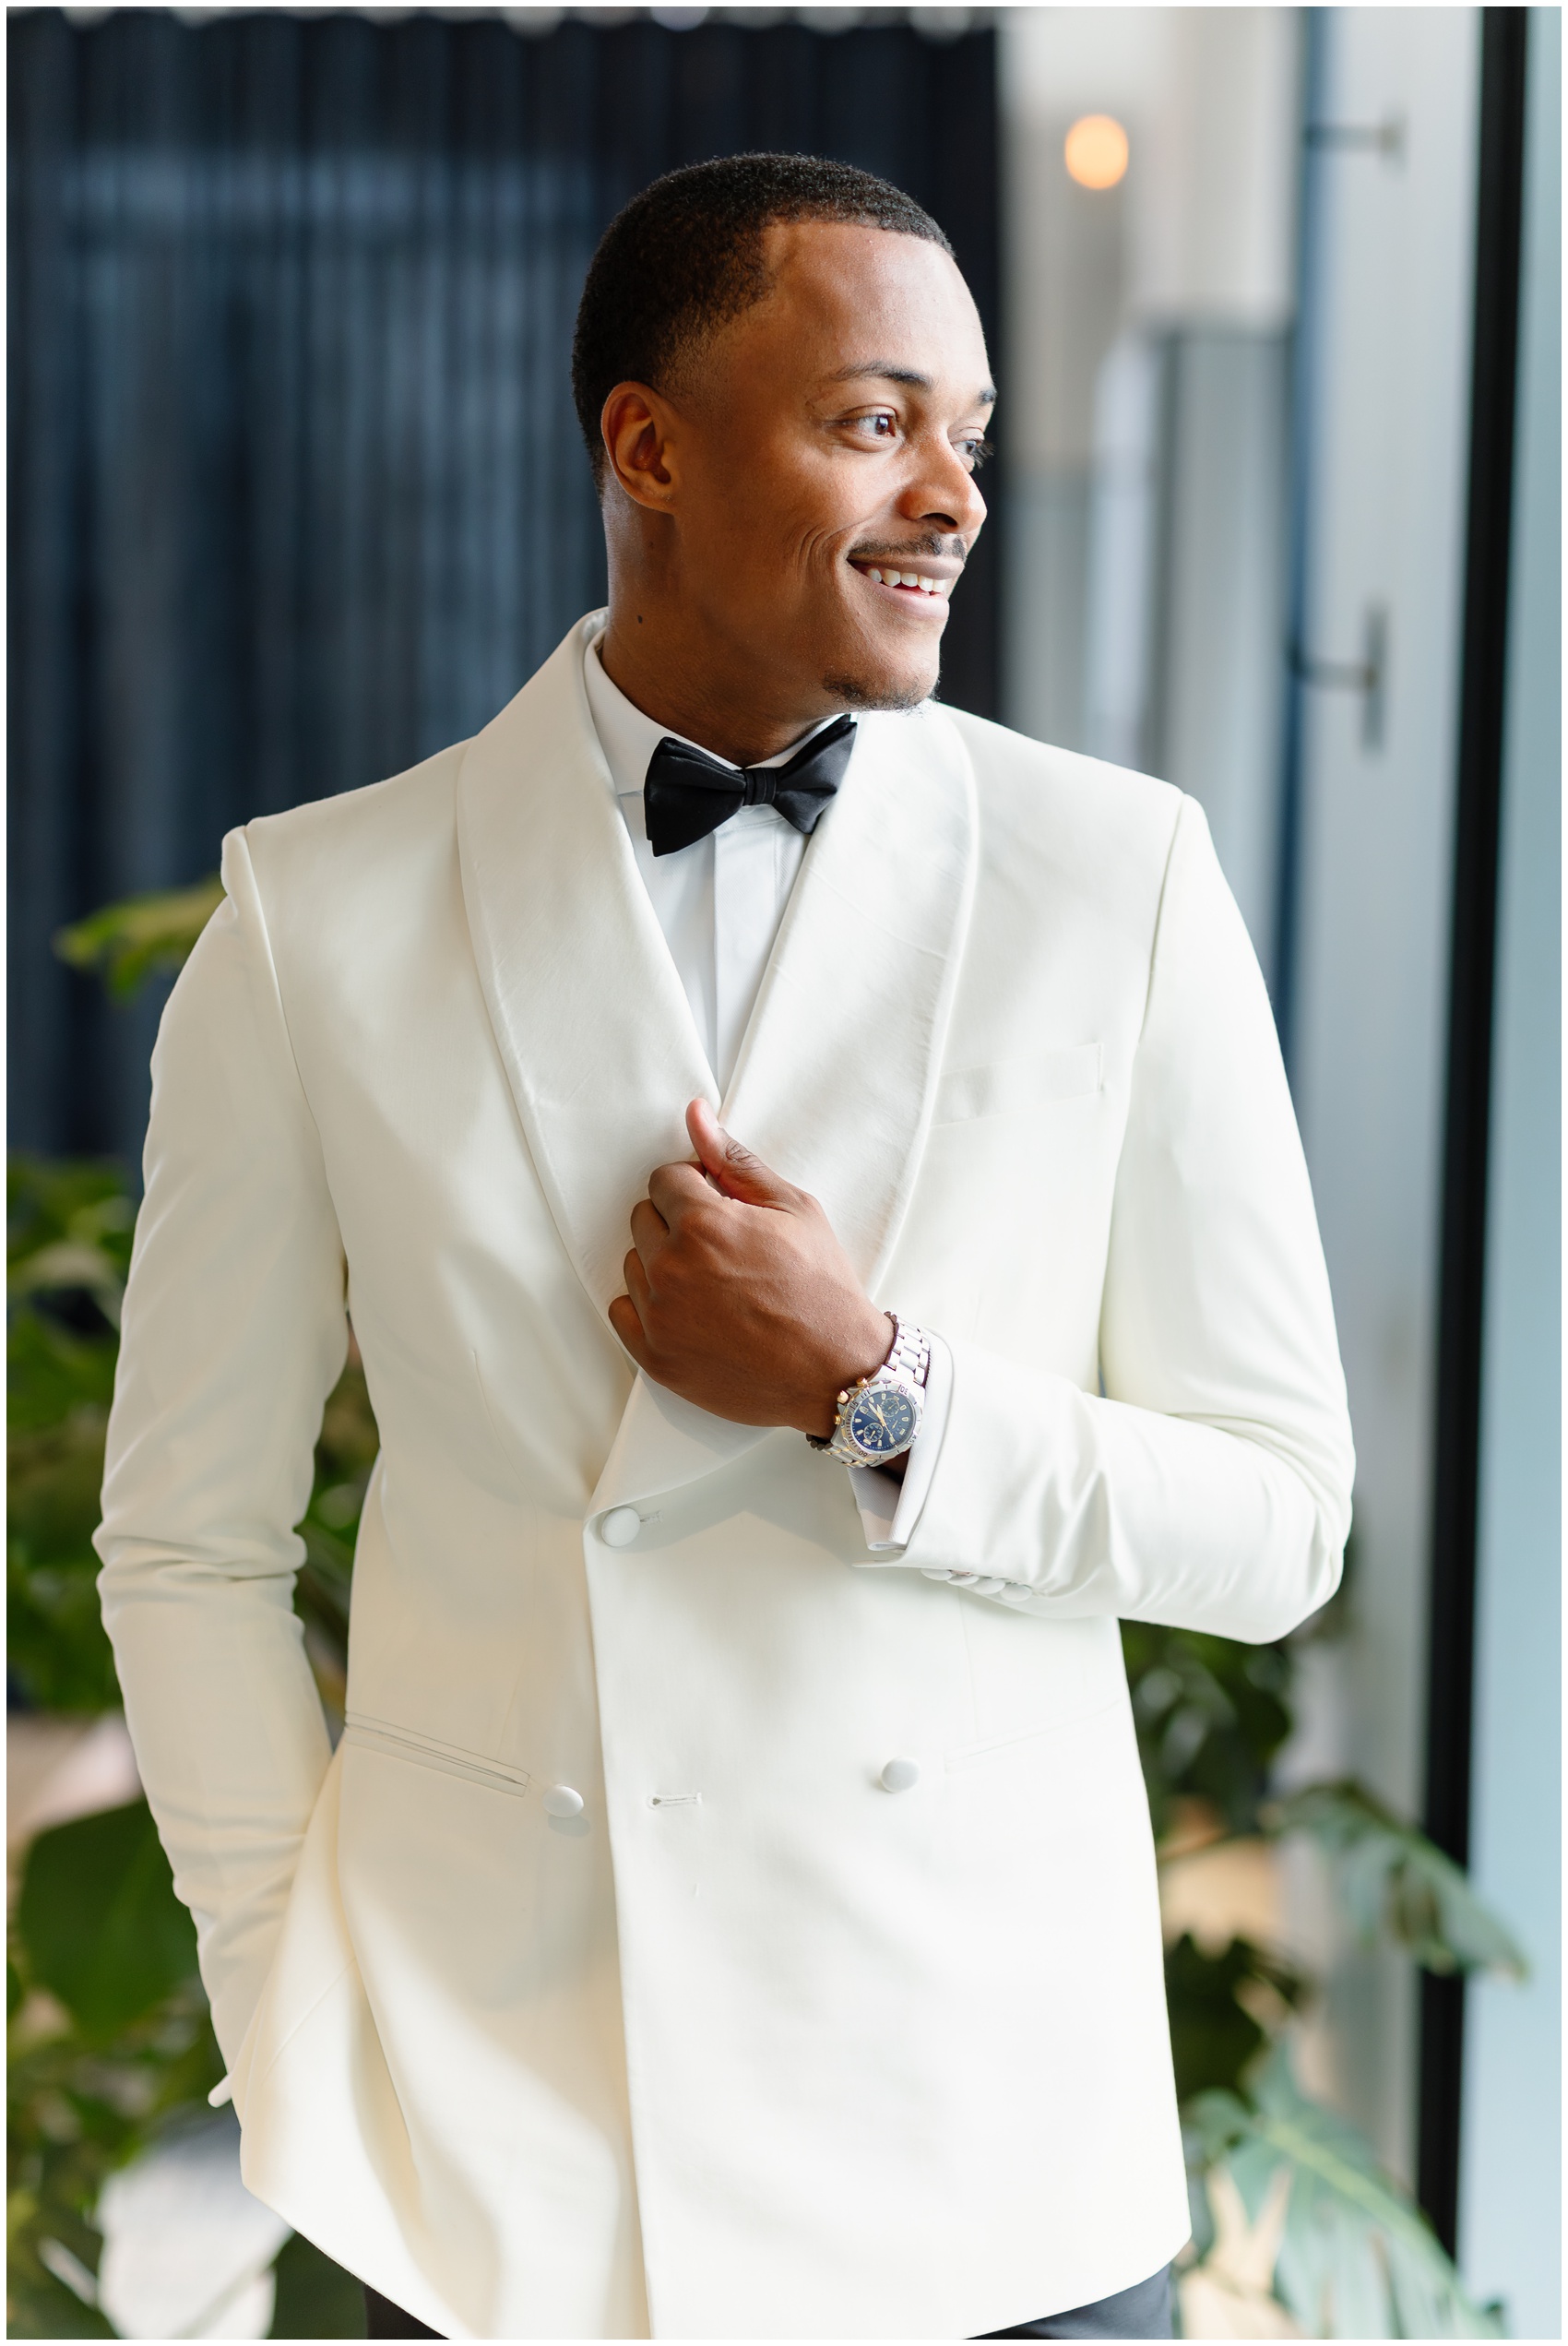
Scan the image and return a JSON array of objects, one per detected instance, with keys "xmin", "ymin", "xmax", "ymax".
[{"xmin": 97, "ymin": 156, "xmax": 1353, "ymax": 2341}]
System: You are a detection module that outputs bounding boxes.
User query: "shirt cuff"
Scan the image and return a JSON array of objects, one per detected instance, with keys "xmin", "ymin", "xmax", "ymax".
[{"xmin": 849, "ymin": 1332, "xmax": 953, "ymax": 1554}]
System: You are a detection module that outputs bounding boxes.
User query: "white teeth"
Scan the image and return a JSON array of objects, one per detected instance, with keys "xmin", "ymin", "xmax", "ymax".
[{"xmin": 858, "ymin": 565, "xmax": 949, "ymax": 595}]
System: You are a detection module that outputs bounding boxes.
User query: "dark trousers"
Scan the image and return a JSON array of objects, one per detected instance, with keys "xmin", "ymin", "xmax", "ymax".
[
  {"xmin": 364, "ymin": 2263, "xmax": 1173, "ymax": 2340},
  {"xmin": 980, "ymin": 2263, "xmax": 1173, "ymax": 2339}
]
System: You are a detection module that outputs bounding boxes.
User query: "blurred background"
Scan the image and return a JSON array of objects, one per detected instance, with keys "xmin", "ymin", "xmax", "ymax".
[{"xmin": 7, "ymin": 6, "xmax": 1560, "ymax": 2339}]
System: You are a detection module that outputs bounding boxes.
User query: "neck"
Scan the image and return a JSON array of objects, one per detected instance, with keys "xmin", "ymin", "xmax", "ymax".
[{"xmin": 597, "ymin": 602, "xmax": 840, "ymax": 770}]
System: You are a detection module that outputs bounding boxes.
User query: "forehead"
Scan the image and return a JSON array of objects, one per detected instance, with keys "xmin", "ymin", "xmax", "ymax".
[{"xmin": 726, "ymin": 219, "xmax": 992, "ymax": 395}]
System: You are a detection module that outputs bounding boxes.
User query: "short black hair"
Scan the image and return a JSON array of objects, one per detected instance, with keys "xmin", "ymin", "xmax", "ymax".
[{"xmin": 571, "ymin": 153, "xmax": 954, "ymax": 489}]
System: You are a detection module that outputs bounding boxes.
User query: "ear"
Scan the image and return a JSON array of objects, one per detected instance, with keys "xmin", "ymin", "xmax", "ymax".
[{"xmin": 601, "ymin": 381, "xmax": 683, "ymax": 514}]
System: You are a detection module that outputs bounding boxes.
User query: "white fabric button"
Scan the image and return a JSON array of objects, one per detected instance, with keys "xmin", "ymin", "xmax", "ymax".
[
  {"xmin": 999, "ymin": 1583, "xmax": 1033, "ymax": 1607},
  {"xmin": 542, "ymin": 1784, "xmax": 584, "ymax": 1818},
  {"xmin": 880, "ymin": 1757, "xmax": 921, "ymax": 1793},
  {"xmin": 600, "ymin": 1506, "xmax": 641, "ymax": 1547},
  {"xmin": 970, "ymin": 1577, "xmax": 1005, "ymax": 1598}
]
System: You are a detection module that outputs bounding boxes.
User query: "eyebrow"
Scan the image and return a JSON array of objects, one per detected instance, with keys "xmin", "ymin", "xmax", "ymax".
[{"xmin": 825, "ymin": 361, "xmax": 997, "ymax": 404}]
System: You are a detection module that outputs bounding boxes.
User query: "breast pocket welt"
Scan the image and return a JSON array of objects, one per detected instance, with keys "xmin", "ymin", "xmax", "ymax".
[{"xmin": 934, "ymin": 1042, "xmax": 1103, "ymax": 1127}]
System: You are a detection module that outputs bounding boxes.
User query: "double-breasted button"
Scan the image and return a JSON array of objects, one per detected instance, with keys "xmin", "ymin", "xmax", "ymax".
[
  {"xmin": 600, "ymin": 1506, "xmax": 641, "ymax": 1548},
  {"xmin": 542, "ymin": 1784, "xmax": 585, "ymax": 1818},
  {"xmin": 880, "ymin": 1757, "xmax": 921, "ymax": 1793}
]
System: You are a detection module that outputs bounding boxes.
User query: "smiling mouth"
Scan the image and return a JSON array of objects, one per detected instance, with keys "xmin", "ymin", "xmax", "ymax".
[{"xmin": 849, "ymin": 563, "xmax": 954, "ymax": 600}]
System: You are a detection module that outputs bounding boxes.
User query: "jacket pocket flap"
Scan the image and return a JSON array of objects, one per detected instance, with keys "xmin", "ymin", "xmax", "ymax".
[
  {"xmin": 934, "ymin": 1042, "xmax": 1102, "ymax": 1125},
  {"xmin": 343, "ymin": 1713, "xmax": 533, "ymax": 1797}
]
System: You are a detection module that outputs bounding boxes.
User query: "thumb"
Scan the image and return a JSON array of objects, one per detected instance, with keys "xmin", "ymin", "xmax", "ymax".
[{"xmin": 686, "ymin": 1097, "xmax": 796, "ymax": 1207}]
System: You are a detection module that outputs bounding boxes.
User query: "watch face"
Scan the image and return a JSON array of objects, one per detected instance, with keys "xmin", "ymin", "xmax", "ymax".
[{"xmin": 849, "ymin": 1384, "xmax": 917, "ymax": 1458}]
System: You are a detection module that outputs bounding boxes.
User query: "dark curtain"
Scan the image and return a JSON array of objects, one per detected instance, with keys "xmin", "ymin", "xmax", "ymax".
[{"xmin": 8, "ymin": 7, "xmax": 1000, "ymax": 1167}]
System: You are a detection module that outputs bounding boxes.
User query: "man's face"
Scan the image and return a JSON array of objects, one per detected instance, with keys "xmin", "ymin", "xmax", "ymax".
[{"xmin": 613, "ymin": 221, "xmax": 994, "ymax": 712}]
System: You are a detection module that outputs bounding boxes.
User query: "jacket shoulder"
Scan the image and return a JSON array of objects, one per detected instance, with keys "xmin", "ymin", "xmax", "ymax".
[
  {"xmin": 940, "ymin": 706, "xmax": 1188, "ymax": 941},
  {"xmin": 236, "ymin": 741, "xmax": 468, "ymax": 899},
  {"xmin": 220, "ymin": 744, "xmax": 473, "ymax": 1011},
  {"xmin": 943, "ymin": 707, "xmax": 1182, "ymax": 844}
]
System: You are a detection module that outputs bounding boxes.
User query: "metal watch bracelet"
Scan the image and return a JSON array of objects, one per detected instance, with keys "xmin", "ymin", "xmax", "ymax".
[{"xmin": 806, "ymin": 1313, "xmax": 931, "ymax": 1466}]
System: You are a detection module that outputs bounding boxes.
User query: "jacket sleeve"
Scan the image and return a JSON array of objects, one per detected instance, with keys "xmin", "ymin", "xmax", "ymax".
[
  {"xmin": 897, "ymin": 795, "xmax": 1355, "ymax": 1644},
  {"xmin": 95, "ymin": 827, "xmax": 348, "ymax": 2066}
]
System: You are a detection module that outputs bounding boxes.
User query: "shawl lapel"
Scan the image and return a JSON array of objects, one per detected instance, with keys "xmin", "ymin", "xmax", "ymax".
[
  {"xmin": 457, "ymin": 615, "xmax": 978, "ymax": 1519},
  {"xmin": 457, "ymin": 616, "xmax": 717, "ymax": 1322}
]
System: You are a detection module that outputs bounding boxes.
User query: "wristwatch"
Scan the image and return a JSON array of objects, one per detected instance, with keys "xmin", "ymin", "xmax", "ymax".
[{"xmin": 807, "ymin": 1315, "xmax": 931, "ymax": 1468}]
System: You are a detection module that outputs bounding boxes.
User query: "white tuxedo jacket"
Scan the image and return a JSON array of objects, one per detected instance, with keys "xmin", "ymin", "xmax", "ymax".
[{"xmin": 97, "ymin": 613, "xmax": 1353, "ymax": 2340}]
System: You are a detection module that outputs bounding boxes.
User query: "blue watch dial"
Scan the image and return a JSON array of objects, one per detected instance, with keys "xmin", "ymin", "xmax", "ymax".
[{"xmin": 848, "ymin": 1385, "xmax": 917, "ymax": 1456}]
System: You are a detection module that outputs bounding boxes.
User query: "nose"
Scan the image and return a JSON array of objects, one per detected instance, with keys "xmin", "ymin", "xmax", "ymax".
[{"xmin": 897, "ymin": 431, "xmax": 987, "ymax": 544}]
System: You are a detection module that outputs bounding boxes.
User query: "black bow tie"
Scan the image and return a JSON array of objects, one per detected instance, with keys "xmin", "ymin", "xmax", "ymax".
[{"xmin": 643, "ymin": 714, "xmax": 857, "ymax": 858}]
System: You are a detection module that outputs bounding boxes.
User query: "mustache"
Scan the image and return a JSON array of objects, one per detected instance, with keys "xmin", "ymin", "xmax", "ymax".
[{"xmin": 847, "ymin": 534, "xmax": 968, "ymax": 566}]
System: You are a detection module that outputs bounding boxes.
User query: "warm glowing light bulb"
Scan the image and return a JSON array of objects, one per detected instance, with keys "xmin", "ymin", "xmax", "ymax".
[{"xmin": 1064, "ymin": 114, "xmax": 1130, "ymax": 191}]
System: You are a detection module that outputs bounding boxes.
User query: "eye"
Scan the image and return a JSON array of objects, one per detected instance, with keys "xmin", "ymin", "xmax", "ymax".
[
  {"xmin": 957, "ymin": 435, "xmax": 994, "ymax": 471},
  {"xmin": 845, "ymin": 411, "xmax": 899, "ymax": 442}
]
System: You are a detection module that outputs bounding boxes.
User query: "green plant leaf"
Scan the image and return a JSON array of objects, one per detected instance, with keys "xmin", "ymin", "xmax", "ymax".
[
  {"xmin": 15, "ymin": 1803, "xmax": 198, "ymax": 2042},
  {"xmin": 7, "ymin": 1244, "xmax": 126, "ymax": 1329},
  {"xmin": 8, "ymin": 1158, "xmax": 135, "ymax": 1287},
  {"xmin": 1165, "ymin": 1932, "xmax": 1308, "ymax": 2102},
  {"xmin": 7, "ymin": 1352, "xmax": 120, "ymax": 1709},
  {"xmin": 7, "ymin": 1546, "xmax": 122, "ymax": 1713},
  {"xmin": 1266, "ymin": 1780, "xmax": 1527, "ymax": 1977},
  {"xmin": 1188, "ymin": 2047, "xmax": 1503, "ymax": 2337},
  {"xmin": 269, "ymin": 2233, "xmax": 367, "ymax": 2337},
  {"xmin": 53, "ymin": 877, "xmax": 224, "ymax": 1001},
  {"xmin": 1122, "ymin": 1620, "xmax": 1294, "ymax": 1837},
  {"xmin": 8, "ymin": 1964, "xmax": 222, "ymax": 2340},
  {"xmin": 7, "ymin": 1313, "xmax": 118, "ymax": 1436}
]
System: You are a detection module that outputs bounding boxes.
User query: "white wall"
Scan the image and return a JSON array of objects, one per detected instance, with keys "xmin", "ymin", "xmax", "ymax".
[
  {"xmin": 1000, "ymin": 8, "xmax": 1298, "ymax": 749},
  {"xmin": 1001, "ymin": 9, "xmax": 1139, "ymax": 750},
  {"xmin": 1001, "ymin": 6, "xmax": 1298, "ymax": 339},
  {"xmin": 1456, "ymin": 13, "xmax": 1562, "ymax": 2334},
  {"xmin": 1002, "ymin": 8, "xmax": 1555, "ymax": 2278},
  {"xmin": 1284, "ymin": 6, "xmax": 1481, "ymax": 2185},
  {"xmin": 1149, "ymin": 326, "xmax": 1291, "ymax": 968},
  {"xmin": 1001, "ymin": 9, "xmax": 1298, "ymax": 972}
]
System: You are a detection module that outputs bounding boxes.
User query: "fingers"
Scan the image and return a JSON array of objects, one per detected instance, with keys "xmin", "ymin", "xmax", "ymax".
[
  {"xmin": 629, "ymin": 1197, "xmax": 667, "ymax": 1263},
  {"xmin": 647, "ymin": 1159, "xmax": 715, "ymax": 1223},
  {"xmin": 684, "ymin": 1097, "xmax": 796, "ymax": 1207},
  {"xmin": 623, "ymin": 1245, "xmax": 653, "ymax": 1316},
  {"xmin": 607, "ymin": 1292, "xmax": 648, "ymax": 1365}
]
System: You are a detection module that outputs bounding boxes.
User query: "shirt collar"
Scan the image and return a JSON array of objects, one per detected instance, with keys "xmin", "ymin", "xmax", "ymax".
[{"xmin": 582, "ymin": 636, "xmax": 841, "ymax": 800}]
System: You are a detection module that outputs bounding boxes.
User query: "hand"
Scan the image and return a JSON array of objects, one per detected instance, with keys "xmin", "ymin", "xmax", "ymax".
[{"xmin": 608, "ymin": 1100, "xmax": 893, "ymax": 1435}]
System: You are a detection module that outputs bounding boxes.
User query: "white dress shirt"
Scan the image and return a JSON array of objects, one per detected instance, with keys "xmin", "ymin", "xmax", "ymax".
[{"xmin": 582, "ymin": 637, "xmax": 950, "ymax": 1553}]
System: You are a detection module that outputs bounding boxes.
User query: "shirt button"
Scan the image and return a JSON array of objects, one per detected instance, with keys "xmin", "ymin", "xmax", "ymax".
[
  {"xmin": 999, "ymin": 1584, "xmax": 1034, "ymax": 1607},
  {"xmin": 970, "ymin": 1577, "xmax": 1005, "ymax": 1597},
  {"xmin": 880, "ymin": 1757, "xmax": 921, "ymax": 1793},
  {"xmin": 542, "ymin": 1785, "xmax": 585, "ymax": 1818},
  {"xmin": 599, "ymin": 1506, "xmax": 642, "ymax": 1547}
]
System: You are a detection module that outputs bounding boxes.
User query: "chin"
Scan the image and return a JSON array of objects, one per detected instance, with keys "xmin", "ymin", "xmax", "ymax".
[{"xmin": 820, "ymin": 645, "xmax": 941, "ymax": 714}]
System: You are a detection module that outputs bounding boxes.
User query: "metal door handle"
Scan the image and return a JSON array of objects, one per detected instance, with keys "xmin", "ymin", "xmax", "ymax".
[
  {"xmin": 1289, "ymin": 605, "xmax": 1389, "ymax": 750},
  {"xmin": 1305, "ymin": 115, "xmax": 1406, "ymax": 163}
]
